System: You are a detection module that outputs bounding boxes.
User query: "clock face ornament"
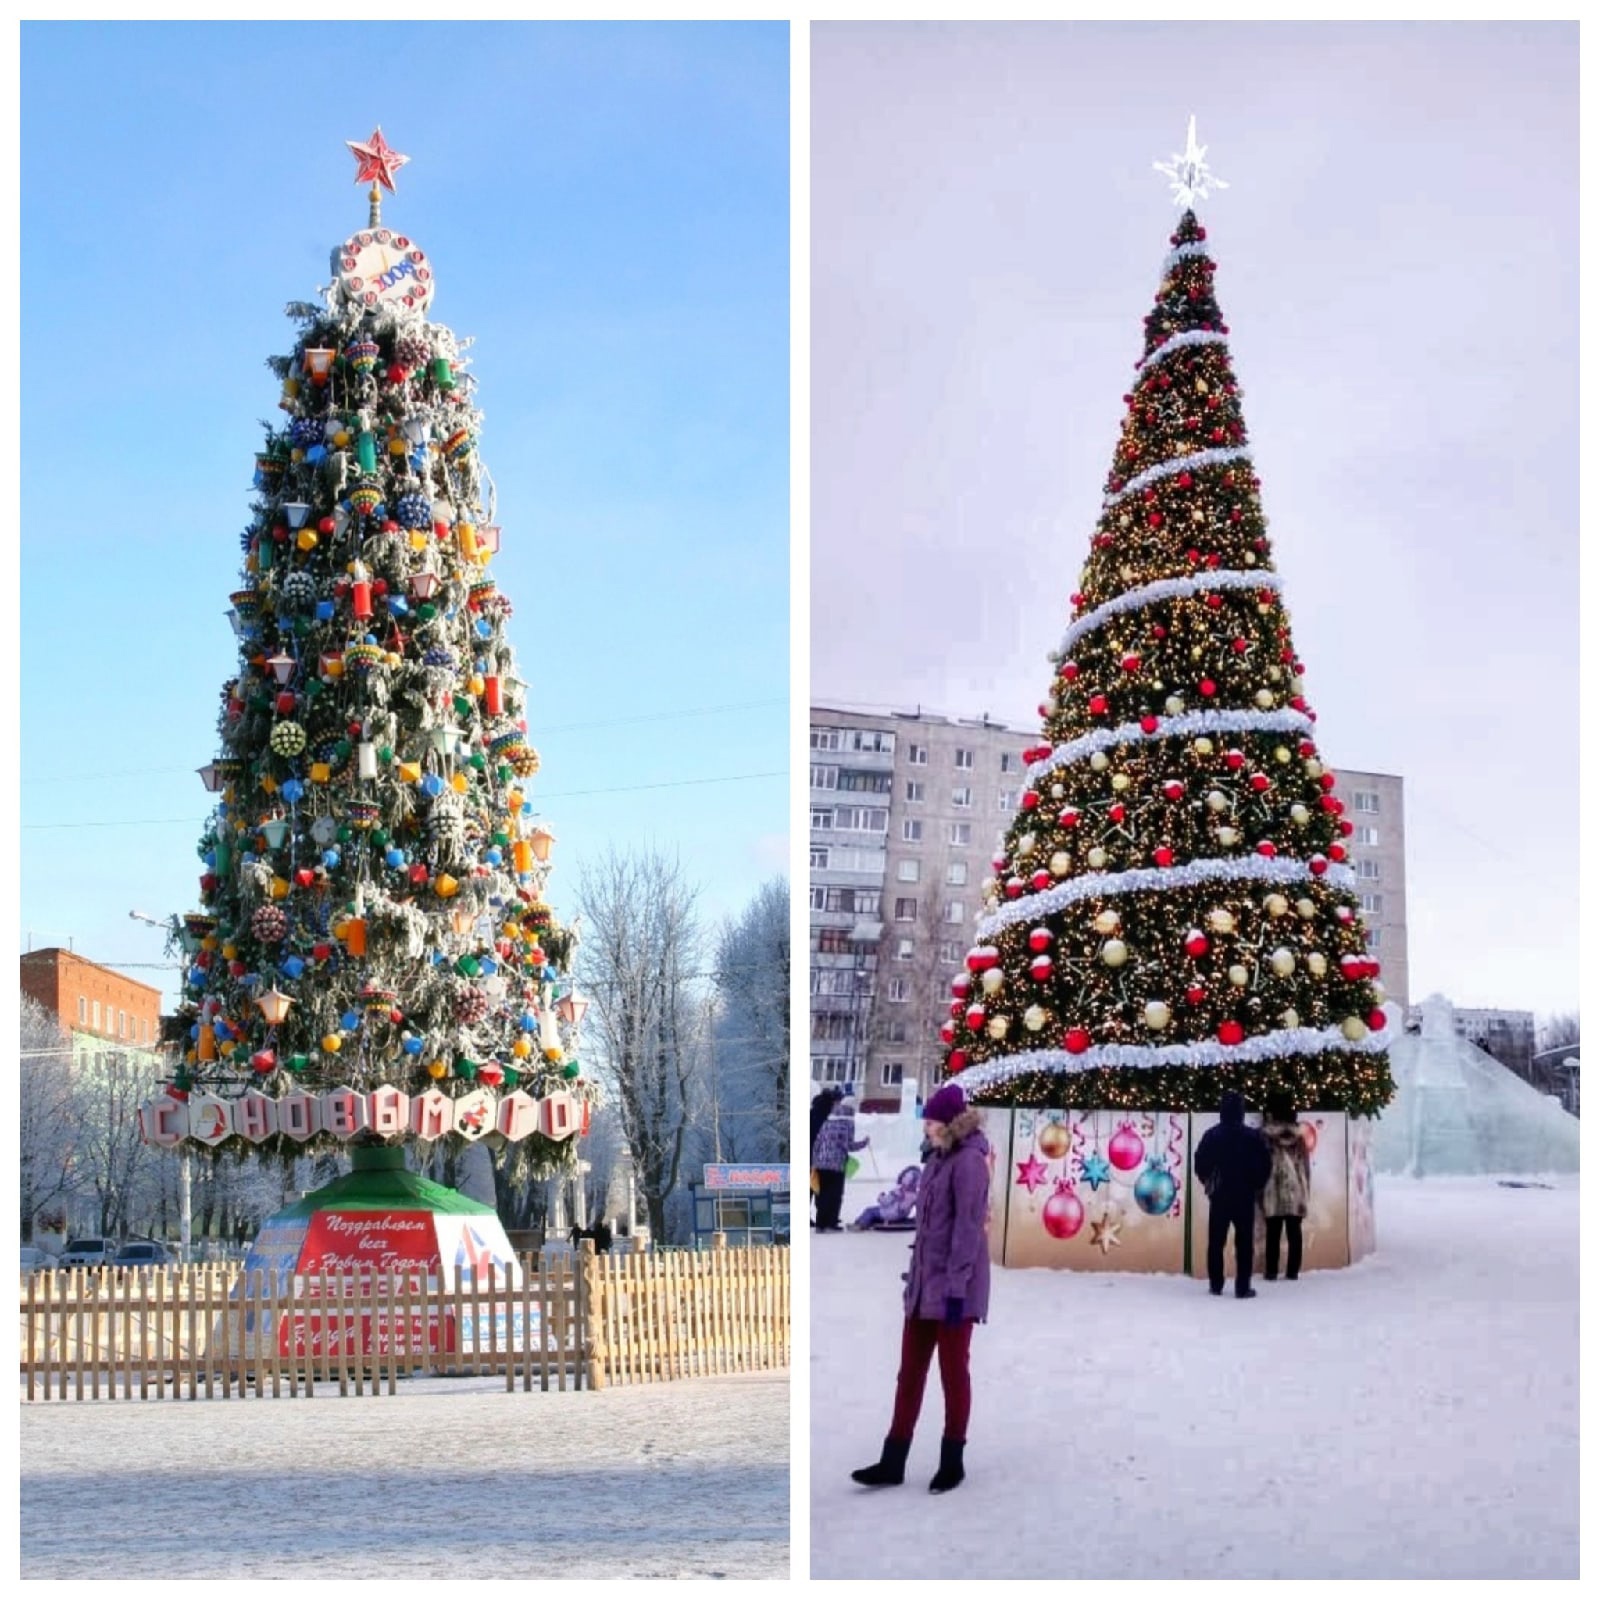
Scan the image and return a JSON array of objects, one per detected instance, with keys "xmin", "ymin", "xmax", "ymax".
[{"xmin": 336, "ymin": 227, "xmax": 434, "ymax": 313}]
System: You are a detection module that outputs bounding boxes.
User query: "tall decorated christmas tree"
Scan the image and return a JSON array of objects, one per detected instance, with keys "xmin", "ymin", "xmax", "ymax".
[
  {"xmin": 141, "ymin": 132, "xmax": 597, "ymax": 1196},
  {"xmin": 941, "ymin": 123, "xmax": 1395, "ymax": 1126}
]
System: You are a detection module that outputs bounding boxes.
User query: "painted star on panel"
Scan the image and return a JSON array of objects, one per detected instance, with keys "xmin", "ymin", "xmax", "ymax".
[
  {"xmin": 1016, "ymin": 1153, "xmax": 1050, "ymax": 1194},
  {"xmin": 1081, "ymin": 1152, "xmax": 1113, "ymax": 1191},
  {"xmin": 1089, "ymin": 1206, "xmax": 1124, "ymax": 1255},
  {"xmin": 347, "ymin": 127, "xmax": 410, "ymax": 193}
]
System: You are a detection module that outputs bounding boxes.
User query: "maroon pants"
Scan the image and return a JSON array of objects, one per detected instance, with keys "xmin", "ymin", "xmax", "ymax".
[{"xmin": 888, "ymin": 1315, "xmax": 974, "ymax": 1444}]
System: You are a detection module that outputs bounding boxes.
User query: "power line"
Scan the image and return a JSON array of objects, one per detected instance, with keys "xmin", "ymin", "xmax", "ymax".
[{"xmin": 21, "ymin": 768, "xmax": 789, "ymax": 830}]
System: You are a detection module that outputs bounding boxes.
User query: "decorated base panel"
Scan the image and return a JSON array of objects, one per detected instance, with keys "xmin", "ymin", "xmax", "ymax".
[
  {"xmin": 223, "ymin": 1148, "xmax": 525, "ymax": 1359},
  {"xmin": 982, "ymin": 1108, "xmax": 1376, "ymax": 1274}
]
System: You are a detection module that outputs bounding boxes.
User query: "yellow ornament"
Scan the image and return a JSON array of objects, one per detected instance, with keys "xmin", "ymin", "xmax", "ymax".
[
  {"xmin": 427, "ymin": 1059, "xmax": 448, "ymax": 1079},
  {"xmin": 310, "ymin": 762, "xmax": 332, "ymax": 784},
  {"xmin": 398, "ymin": 761, "xmax": 422, "ymax": 784},
  {"xmin": 333, "ymin": 430, "xmax": 350, "ymax": 448},
  {"xmin": 321, "ymin": 1033, "xmax": 342, "ymax": 1053},
  {"xmin": 435, "ymin": 874, "xmax": 459, "ymax": 898},
  {"xmin": 544, "ymin": 1046, "xmax": 563, "ymax": 1063},
  {"xmin": 409, "ymin": 532, "xmax": 429, "ymax": 551},
  {"xmin": 297, "ymin": 529, "xmax": 318, "ymax": 551},
  {"xmin": 270, "ymin": 876, "xmax": 290, "ymax": 900},
  {"xmin": 450, "ymin": 771, "xmax": 469, "ymax": 794},
  {"xmin": 513, "ymin": 1036, "xmax": 533, "ymax": 1058},
  {"xmin": 388, "ymin": 437, "xmax": 407, "ymax": 456}
]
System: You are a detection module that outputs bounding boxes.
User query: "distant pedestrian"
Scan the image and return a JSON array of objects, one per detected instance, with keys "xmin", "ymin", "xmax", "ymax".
[
  {"xmin": 813, "ymin": 1090, "xmax": 867, "ymax": 1231},
  {"xmin": 852, "ymin": 1081, "xmax": 990, "ymax": 1495},
  {"xmin": 810, "ymin": 1085, "xmax": 844, "ymax": 1224},
  {"xmin": 593, "ymin": 1219, "xmax": 614, "ymax": 1255},
  {"xmin": 1261, "ymin": 1093, "xmax": 1312, "ymax": 1281},
  {"xmin": 1194, "ymin": 1089, "xmax": 1271, "ymax": 1299}
]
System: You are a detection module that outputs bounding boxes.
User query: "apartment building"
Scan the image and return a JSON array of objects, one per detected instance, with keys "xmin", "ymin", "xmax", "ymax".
[{"xmin": 812, "ymin": 703, "xmax": 1412, "ymax": 1112}]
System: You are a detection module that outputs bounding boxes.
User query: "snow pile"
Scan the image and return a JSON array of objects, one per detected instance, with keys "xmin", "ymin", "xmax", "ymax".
[
  {"xmin": 22, "ymin": 1372, "xmax": 788, "ymax": 1579},
  {"xmin": 812, "ymin": 1175, "xmax": 1576, "ymax": 1579}
]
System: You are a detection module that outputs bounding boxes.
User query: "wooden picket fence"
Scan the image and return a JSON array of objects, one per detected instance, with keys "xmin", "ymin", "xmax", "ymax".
[{"xmin": 18, "ymin": 1241, "xmax": 789, "ymax": 1403}]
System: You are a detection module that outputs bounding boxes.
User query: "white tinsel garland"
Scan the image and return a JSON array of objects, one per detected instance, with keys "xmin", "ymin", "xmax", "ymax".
[
  {"xmin": 1159, "ymin": 240, "xmax": 1211, "ymax": 274},
  {"xmin": 1104, "ymin": 445, "xmax": 1254, "ymax": 509},
  {"xmin": 951, "ymin": 1022, "xmax": 1388, "ymax": 1094},
  {"xmin": 1024, "ymin": 706, "xmax": 1315, "ymax": 782},
  {"xmin": 1054, "ymin": 568, "xmax": 1282, "ymax": 660},
  {"xmin": 1135, "ymin": 327, "xmax": 1230, "ymax": 376},
  {"xmin": 977, "ymin": 852, "xmax": 1358, "ymax": 938}
]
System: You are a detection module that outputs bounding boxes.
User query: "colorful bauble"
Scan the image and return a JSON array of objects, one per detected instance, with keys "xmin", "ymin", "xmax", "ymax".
[
  {"xmin": 281, "ymin": 570, "xmax": 317, "ymax": 606},
  {"xmin": 444, "ymin": 426, "xmax": 474, "ymax": 462},
  {"xmin": 288, "ymin": 417, "xmax": 324, "ymax": 449},
  {"xmin": 343, "ymin": 642, "xmax": 387, "ymax": 674},
  {"xmin": 1108, "ymin": 1121, "xmax": 1145, "ymax": 1171},
  {"xmin": 468, "ymin": 577, "xmax": 498, "ymax": 608},
  {"xmin": 346, "ymin": 337, "xmax": 380, "ymax": 375},
  {"xmin": 1042, "ymin": 1182, "xmax": 1086, "ymax": 1240},
  {"xmin": 1036, "ymin": 1120, "xmax": 1070, "ymax": 1161},
  {"xmin": 345, "ymin": 800, "xmax": 382, "ymax": 830},
  {"xmin": 269, "ymin": 721, "xmax": 307, "ymax": 757},
  {"xmin": 251, "ymin": 905, "xmax": 288, "ymax": 942},
  {"xmin": 394, "ymin": 490, "xmax": 432, "ymax": 529},
  {"xmin": 453, "ymin": 984, "xmax": 490, "ymax": 1025},
  {"xmin": 350, "ymin": 483, "xmax": 383, "ymax": 519},
  {"xmin": 1134, "ymin": 1161, "xmax": 1178, "ymax": 1216}
]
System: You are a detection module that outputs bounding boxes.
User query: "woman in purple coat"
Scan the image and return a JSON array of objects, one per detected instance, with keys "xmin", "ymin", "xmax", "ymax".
[{"xmin": 852, "ymin": 1081, "xmax": 991, "ymax": 1495}]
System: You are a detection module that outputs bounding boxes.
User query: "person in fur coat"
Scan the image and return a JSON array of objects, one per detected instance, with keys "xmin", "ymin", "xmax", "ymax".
[
  {"xmin": 1261, "ymin": 1092, "xmax": 1312, "ymax": 1281},
  {"xmin": 852, "ymin": 1081, "xmax": 990, "ymax": 1495}
]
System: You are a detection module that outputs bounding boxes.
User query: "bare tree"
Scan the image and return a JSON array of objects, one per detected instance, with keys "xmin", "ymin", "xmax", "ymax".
[
  {"xmin": 576, "ymin": 847, "xmax": 706, "ymax": 1245},
  {"xmin": 19, "ymin": 997, "xmax": 80, "ymax": 1241},
  {"xmin": 70, "ymin": 1046, "xmax": 163, "ymax": 1236},
  {"xmin": 712, "ymin": 876, "xmax": 791, "ymax": 1160}
]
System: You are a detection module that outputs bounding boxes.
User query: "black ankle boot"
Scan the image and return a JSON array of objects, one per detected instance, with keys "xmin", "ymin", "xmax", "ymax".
[
  {"xmin": 851, "ymin": 1436, "xmax": 911, "ymax": 1487},
  {"xmin": 929, "ymin": 1437, "xmax": 965, "ymax": 1493}
]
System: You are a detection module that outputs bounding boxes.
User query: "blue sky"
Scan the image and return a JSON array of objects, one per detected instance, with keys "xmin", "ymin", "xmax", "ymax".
[{"xmin": 19, "ymin": 21, "xmax": 790, "ymax": 1004}]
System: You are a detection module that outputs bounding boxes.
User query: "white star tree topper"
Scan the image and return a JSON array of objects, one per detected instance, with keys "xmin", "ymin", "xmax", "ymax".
[{"xmin": 1154, "ymin": 115, "xmax": 1229, "ymax": 209}]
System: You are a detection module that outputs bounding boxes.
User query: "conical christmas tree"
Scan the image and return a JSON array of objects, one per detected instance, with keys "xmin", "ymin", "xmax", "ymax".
[
  {"xmin": 153, "ymin": 132, "xmax": 596, "ymax": 1181},
  {"xmin": 941, "ymin": 126, "xmax": 1395, "ymax": 1120}
]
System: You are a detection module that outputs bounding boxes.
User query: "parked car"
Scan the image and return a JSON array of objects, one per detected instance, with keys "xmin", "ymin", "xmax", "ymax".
[
  {"xmin": 110, "ymin": 1240, "xmax": 176, "ymax": 1269},
  {"xmin": 58, "ymin": 1237, "xmax": 114, "ymax": 1269},
  {"xmin": 20, "ymin": 1246, "xmax": 59, "ymax": 1274}
]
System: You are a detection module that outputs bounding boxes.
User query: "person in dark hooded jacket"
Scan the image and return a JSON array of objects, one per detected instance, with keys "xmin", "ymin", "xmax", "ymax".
[
  {"xmin": 1193, "ymin": 1089, "xmax": 1271, "ymax": 1298},
  {"xmin": 852, "ymin": 1081, "xmax": 990, "ymax": 1495}
]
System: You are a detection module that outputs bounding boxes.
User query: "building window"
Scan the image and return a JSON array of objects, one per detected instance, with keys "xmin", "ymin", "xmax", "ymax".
[
  {"xmin": 943, "ymin": 901, "xmax": 965, "ymax": 924},
  {"xmin": 810, "ymin": 764, "xmax": 839, "ymax": 790},
  {"xmin": 117, "ymin": 1010, "xmax": 125, "ymax": 1038},
  {"xmin": 908, "ymin": 743, "xmax": 928, "ymax": 766},
  {"xmin": 809, "ymin": 885, "xmax": 828, "ymax": 911},
  {"xmin": 897, "ymin": 859, "xmax": 920, "ymax": 883},
  {"xmin": 896, "ymin": 938, "xmax": 915, "ymax": 962},
  {"xmin": 1000, "ymin": 751, "xmax": 1019, "ymax": 774},
  {"xmin": 902, "ymin": 819, "xmax": 924, "ymax": 843},
  {"xmin": 997, "ymin": 789, "xmax": 1017, "ymax": 813},
  {"xmin": 894, "ymin": 897, "xmax": 918, "ymax": 922},
  {"xmin": 951, "ymin": 785, "xmax": 973, "ymax": 809},
  {"xmin": 847, "ymin": 728, "xmax": 895, "ymax": 754},
  {"xmin": 954, "ymin": 748, "xmax": 974, "ymax": 770},
  {"xmin": 1360, "ymin": 892, "xmax": 1383, "ymax": 915},
  {"xmin": 947, "ymin": 822, "xmax": 972, "ymax": 846},
  {"xmin": 1367, "ymin": 928, "xmax": 1383, "ymax": 949},
  {"xmin": 810, "ymin": 727, "xmax": 842, "ymax": 752},
  {"xmin": 887, "ymin": 1021, "xmax": 908, "ymax": 1044},
  {"xmin": 92, "ymin": 1000, "xmax": 101, "ymax": 1030},
  {"xmin": 938, "ymin": 940, "xmax": 961, "ymax": 964},
  {"xmin": 1354, "ymin": 792, "xmax": 1380, "ymax": 814},
  {"xmin": 78, "ymin": 996, "xmax": 87, "ymax": 1025},
  {"xmin": 905, "ymin": 780, "xmax": 924, "ymax": 803},
  {"xmin": 834, "ymin": 805, "xmax": 889, "ymax": 833},
  {"xmin": 839, "ymin": 769, "xmax": 892, "ymax": 794},
  {"xmin": 881, "ymin": 1062, "xmax": 905, "ymax": 1088},
  {"xmin": 1355, "ymin": 825, "xmax": 1379, "ymax": 846},
  {"xmin": 946, "ymin": 860, "xmax": 968, "ymax": 886},
  {"xmin": 817, "ymin": 928, "xmax": 853, "ymax": 954},
  {"xmin": 810, "ymin": 846, "xmax": 829, "ymax": 870},
  {"xmin": 811, "ymin": 1056, "xmax": 851, "ymax": 1084},
  {"xmin": 811, "ymin": 806, "xmax": 834, "ymax": 830},
  {"xmin": 855, "ymin": 890, "xmax": 882, "ymax": 916},
  {"xmin": 1357, "ymin": 859, "xmax": 1381, "ymax": 881},
  {"xmin": 887, "ymin": 978, "xmax": 909, "ymax": 1003}
]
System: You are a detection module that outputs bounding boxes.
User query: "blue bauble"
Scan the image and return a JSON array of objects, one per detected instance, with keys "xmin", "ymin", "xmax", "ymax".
[
  {"xmin": 385, "ymin": 848, "xmax": 405, "ymax": 869},
  {"xmin": 281, "ymin": 779, "xmax": 306, "ymax": 803},
  {"xmin": 316, "ymin": 600, "xmax": 336, "ymax": 621},
  {"xmin": 402, "ymin": 1035, "xmax": 424, "ymax": 1055},
  {"xmin": 340, "ymin": 1011, "xmax": 360, "ymax": 1031},
  {"xmin": 484, "ymin": 847, "xmax": 502, "ymax": 866},
  {"xmin": 281, "ymin": 956, "xmax": 305, "ymax": 979},
  {"xmin": 1133, "ymin": 1161, "xmax": 1178, "ymax": 1217}
]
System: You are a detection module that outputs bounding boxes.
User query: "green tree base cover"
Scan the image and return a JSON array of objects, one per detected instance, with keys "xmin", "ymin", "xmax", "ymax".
[{"xmin": 940, "ymin": 208, "xmax": 1395, "ymax": 1120}]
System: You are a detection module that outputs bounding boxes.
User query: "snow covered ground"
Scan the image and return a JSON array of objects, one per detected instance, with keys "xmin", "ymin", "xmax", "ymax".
[
  {"xmin": 812, "ymin": 1173, "xmax": 1577, "ymax": 1580},
  {"xmin": 22, "ymin": 1371, "xmax": 788, "ymax": 1579}
]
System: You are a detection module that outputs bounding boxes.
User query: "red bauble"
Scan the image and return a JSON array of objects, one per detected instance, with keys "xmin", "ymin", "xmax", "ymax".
[
  {"xmin": 1042, "ymin": 1183, "xmax": 1085, "ymax": 1241},
  {"xmin": 951, "ymin": 975, "xmax": 971, "ymax": 998},
  {"xmin": 1021, "ymin": 790, "xmax": 1040, "ymax": 810},
  {"xmin": 1028, "ymin": 927, "xmax": 1053, "ymax": 952},
  {"xmin": 1151, "ymin": 623, "xmax": 1168, "ymax": 639},
  {"xmin": 275, "ymin": 691, "xmax": 297, "ymax": 714},
  {"xmin": 1031, "ymin": 870, "xmax": 1051, "ymax": 891},
  {"xmin": 1328, "ymin": 843, "xmax": 1347, "ymax": 862},
  {"xmin": 250, "ymin": 1049, "xmax": 276, "ymax": 1075},
  {"xmin": 1205, "ymin": 590, "xmax": 1223, "ymax": 607},
  {"xmin": 1185, "ymin": 984, "xmax": 1207, "ymax": 1005},
  {"xmin": 948, "ymin": 1001, "xmax": 964, "ymax": 1020},
  {"xmin": 1029, "ymin": 956, "xmax": 1054, "ymax": 982},
  {"xmin": 1249, "ymin": 772, "xmax": 1271, "ymax": 792},
  {"xmin": 1148, "ymin": 511, "xmax": 1163, "ymax": 528},
  {"xmin": 1061, "ymin": 661, "xmax": 1080, "ymax": 681},
  {"xmin": 1063, "ymin": 1027, "xmax": 1091, "ymax": 1055},
  {"xmin": 939, "ymin": 1022, "xmax": 955, "ymax": 1044},
  {"xmin": 1153, "ymin": 845, "xmax": 1174, "ymax": 868},
  {"xmin": 295, "ymin": 868, "xmax": 315, "ymax": 887},
  {"xmin": 1108, "ymin": 803, "xmax": 1127, "ymax": 823},
  {"xmin": 1199, "ymin": 679, "xmax": 1217, "ymax": 697},
  {"xmin": 1059, "ymin": 807, "xmax": 1079, "ymax": 828},
  {"xmin": 1121, "ymin": 654, "xmax": 1141, "ymax": 673},
  {"xmin": 409, "ymin": 863, "xmax": 430, "ymax": 884},
  {"xmin": 1162, "ymin": 780, "xmax": 1185, "ymax": 801},
  {"xmin": 1184, "ymin": 930, "xmax": 1209, "ymax": 957},
  {"xmin": 1108, "ymin": 1122, "xmax": 1145, "ymax": 1171},
  {"xmin": 1309, "ymin": 855, "xmax": 1329, "ymax": 876},
  {"xmin": 965, "ymin": 1005, "xmax": 987, "ymax": 1032},
  {"xmin": 1256, "ymin": 841, "xmax": 1277, "ymax": 858},
  {"xmin": 312, "ymin": 943, "xmax": 331, "ymax": 961},
  {"xmin": 1005, "ymin": 878, "xmax": 1025, "ymax": 899},
  {"xmin": 318, "ymin": 516, "xmax": 336, "ymax": 535},
  {"xmin": 949, "ymin": 1050, "xmax": 968, "ymax": 1072},
  {"xmin": 1319, "ymin": 772, "xmax": 1337, "ymax": 791},
  {"xmin": 1217, "ymin": 1020, "xmax": 1245, "ymax": 1046},
  {"xmin": 1088, "ymin": 694, "xmax": 1109, "ymax": 716},
  {"xmin": 1140, "ymin": 715, "xmax": 1160, "ymax": 734},
  {"xmin": 1368, "ymin": 1009, "xmax": 1387, "ymax": 1031},
  {"xmin": 1224, "ymin": 749, "xmax": 1245, "ymax": 771}
]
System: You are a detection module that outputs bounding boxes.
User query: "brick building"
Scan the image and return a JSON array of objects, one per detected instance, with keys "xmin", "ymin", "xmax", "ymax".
[
  {"xmin": 811, "ymin": 703, "xmax": 1409, "ymax": 1111},
  {"xmin": 20, "ymin": 948, "xmax": 165, "ymax": 1057}
]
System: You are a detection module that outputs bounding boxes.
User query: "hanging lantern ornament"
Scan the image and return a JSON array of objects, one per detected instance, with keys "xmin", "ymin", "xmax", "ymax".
[
  {"xmin": 303, "ymin": 348, "xmax": 336, "ymax": 386},
  {"xmin": 266, "ymin": 652, "xmax": 297, "ymax": 685},
  {"xmin": 529, "ymin": 823, "xmax": 556, "ymax": 863},
  {"xmin": 410, "ymin": 569, "xmax": 441, "ymax": 600},
  {"xmin": 198, "ymin": 762, "xmax": 223, "ymax": 794},
  {"xmin": 256, "ymin": 987, "xmax": 295, "ymax": 1026},
  {"xmin": 555, "ymin": 993, "xmax": 588, "ymax": 1028},
  {"xmin": 281, "ymin": 501, "xmax": 312, "ymax": 530}
]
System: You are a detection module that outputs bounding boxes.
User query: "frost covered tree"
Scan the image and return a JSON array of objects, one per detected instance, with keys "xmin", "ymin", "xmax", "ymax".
[
  {"xmin": 941, "ymin": 126, "xmax": 1394, "ymax": 1119},
  {"xmin": 576, "ymin": 847, "xmax": 708, "ymax": 1243},
  {"xmin": 165, "ymin": 132, "xmax": 594, "ymax": 1180},
  {"xmin": 711, "ymin": 876, "xmax": 790, "ymax": 1161},
  {"xmin": 19, "ymin": 996, "xmax": 79, "ymax": 1241}
]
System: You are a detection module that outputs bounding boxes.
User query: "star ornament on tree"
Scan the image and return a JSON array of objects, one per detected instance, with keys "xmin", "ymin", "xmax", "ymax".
[
  {"xmin": 1154, "ymin": 114, "xmax": 1229, "ymax": 209},
  {"xmin": 347, "ymin": 127, "xmax": 410, "ymax": 193}
]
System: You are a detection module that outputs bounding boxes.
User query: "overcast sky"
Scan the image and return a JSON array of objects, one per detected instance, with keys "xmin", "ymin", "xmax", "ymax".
[{"xmin": 812, "ymin": 20, "xmax": 1578, "ymax": 1018}]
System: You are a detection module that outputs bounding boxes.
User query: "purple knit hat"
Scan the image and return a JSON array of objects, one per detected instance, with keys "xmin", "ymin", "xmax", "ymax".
[{"xmin": 923, "ymin": 1083, "xmax": 966, "ymax": 1126}]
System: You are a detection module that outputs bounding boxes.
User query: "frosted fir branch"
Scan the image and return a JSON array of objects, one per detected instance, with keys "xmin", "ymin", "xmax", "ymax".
[
  {"xmin": 1159, "ymin": 241, "xmax": 1211, "ymax": 273},
  {"xmin": 976, "ymin": 853, "xmax": 1358, "ymax": 938},
  {"xmin": 1055, "ymin": 569, "xmax": 1282, "ymax": 660},
  {"xmin": 1025, "ymin": 706, "xmax": 1316, "ymax": 782},
  {"xmin": 1135, "ymin": 328, "xmax": 1230, "ymax": 376},
  {"xmin": 1105, "ymin": 446, "xmax": 1253, "ymax": 509},
  {"xmin": 951, "ymin": 1023, "xmax": 1388, "ymax": 1093}
]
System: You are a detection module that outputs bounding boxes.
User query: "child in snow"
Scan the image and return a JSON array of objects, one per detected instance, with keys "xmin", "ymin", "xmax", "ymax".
[
  {"xmin": 813, "ymin": 1092, "xmax": 868, "ymax": 1232},
  {"xmin": 852, "ymin": 1081, "xmax": 990, "ymax": 1495},
  {"xmin": 850, "ymin": 1166, "xmax": 921, "ymax": 1231}
]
